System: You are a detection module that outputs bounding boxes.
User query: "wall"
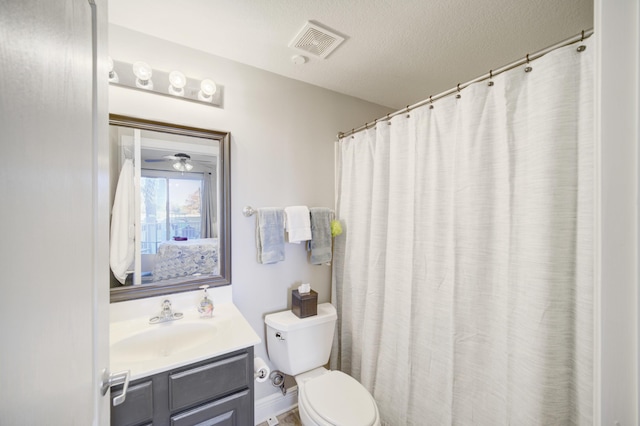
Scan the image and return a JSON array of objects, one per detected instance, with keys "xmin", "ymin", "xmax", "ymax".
[{"xmin": 108, "ymin": 25, "xmax": 393, "ymax": 401}]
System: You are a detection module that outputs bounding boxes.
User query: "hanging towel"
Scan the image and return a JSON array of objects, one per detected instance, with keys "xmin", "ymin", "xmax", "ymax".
[
  {"xmin": 284, "ymin": 206, "xmax": 312, "ymax": 243},
  {"xmin": 256, "ymin": 208, "xmax": 285, "ymax": 264},
  {"xmin": 308, "ymin": 207, "xmax": 332, "ymax": 265},
  {"xmin": 110, "ymin": 159, "xmax": 135, "ymax": 284}
]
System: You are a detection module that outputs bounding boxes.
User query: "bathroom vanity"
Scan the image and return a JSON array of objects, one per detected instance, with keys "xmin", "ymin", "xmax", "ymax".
[
  {"xmin": 111, "ymin": 347, "xmax": 254, "ymax": 426},
  {"xmin": 109, "ymin": 290, "xmax": 261, "ymax": 426}
]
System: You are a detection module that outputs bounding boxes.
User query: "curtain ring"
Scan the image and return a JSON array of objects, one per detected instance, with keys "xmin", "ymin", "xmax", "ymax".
[
  {"xmin": 373, "ymin": 119, "xmax": 377, "ymax": 130},
  {"xmin": 524, "ymin": 54, "xmax": 533, "ymax": 73},
  {"xmin": 577, "ymin": 30, "xmax": 587, "ymax": 52},
  {"xmin": 406, "ymin": 105, "xmax": 410, "ymax": 118},
  {"xmin": 429, "ymin": 95, "xmax": 434, "ymax": 109},
  {"xmin": 456, "ymin": 83, "xmax": 461, "ymax": 99},
  {"xmin": 351, "ymin": 128, "xmax": 355, "ymax": 139},
  {"xmin": 387, "ymin": 113, "xmax": 392, "ymax": 125},
  {"xmin": 488, "ymin": 70, "xmax": 494, "ymax": 86}
]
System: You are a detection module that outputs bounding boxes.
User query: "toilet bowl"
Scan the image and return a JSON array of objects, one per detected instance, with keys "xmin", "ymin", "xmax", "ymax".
[
  {"xmin": 296, "ymin": 368, "xmax": 380, "ymax": 426},
  {"xmin": 264, "ymin": 303, "xmax": 381, "ymax": 426}
]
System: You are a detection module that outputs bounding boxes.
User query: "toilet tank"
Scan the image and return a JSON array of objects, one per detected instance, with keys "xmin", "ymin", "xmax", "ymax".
[{"xmin": 265, "ymin": 303, "xmax": 337, "ymax": 376}]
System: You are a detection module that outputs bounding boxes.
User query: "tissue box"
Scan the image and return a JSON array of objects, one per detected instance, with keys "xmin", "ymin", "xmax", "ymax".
[{"xmin": 292, "ymin": 289, "xmax": 318, "ymax": 318}]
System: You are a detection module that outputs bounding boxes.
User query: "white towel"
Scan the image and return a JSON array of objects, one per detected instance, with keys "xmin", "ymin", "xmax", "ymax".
[
  {"xmin": 284, "ymin": 206, "xmax": 312, "ymax": 243},
  {"xmin": 110, "ymin": 159, "xmax": 135, "ymax": 284}
]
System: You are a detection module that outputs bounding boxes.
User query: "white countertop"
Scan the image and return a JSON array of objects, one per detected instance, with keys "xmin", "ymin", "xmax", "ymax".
[{"xmin": 110, "ymin": 300, "xmax": 261, "ymax": 381}]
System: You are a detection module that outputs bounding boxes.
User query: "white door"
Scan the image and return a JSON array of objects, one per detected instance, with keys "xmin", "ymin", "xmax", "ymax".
[{"xmin": 0, "ymin": 0, "xmax": 110, "ymax": 424}]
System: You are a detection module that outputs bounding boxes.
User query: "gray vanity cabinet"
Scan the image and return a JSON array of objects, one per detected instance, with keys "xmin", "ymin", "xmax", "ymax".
[{"xmin": 111, "ymin": 347, "xmax": 254, "ymax": 426}]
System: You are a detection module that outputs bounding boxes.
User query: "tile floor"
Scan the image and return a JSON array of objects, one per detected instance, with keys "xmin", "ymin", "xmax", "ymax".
[{"xmin": 257, "ymin": 407, "xmax": 301, "ymax": 426}]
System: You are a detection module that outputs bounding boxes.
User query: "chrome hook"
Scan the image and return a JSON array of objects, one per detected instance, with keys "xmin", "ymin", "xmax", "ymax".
[{"xmin": 524, "ymin": 54, "xmax": 533, "ymax": 73}]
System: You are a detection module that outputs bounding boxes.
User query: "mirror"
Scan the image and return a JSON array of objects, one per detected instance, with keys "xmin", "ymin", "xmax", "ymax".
[{"xmin": 109, "ymin": 114, "xmax": 230, "ymax": 302}]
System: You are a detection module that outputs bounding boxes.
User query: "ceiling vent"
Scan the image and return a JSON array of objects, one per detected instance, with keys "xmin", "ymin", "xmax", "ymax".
[{"xmin": 289, "ymin": 21, "xmax": 345, "ymax": 59}]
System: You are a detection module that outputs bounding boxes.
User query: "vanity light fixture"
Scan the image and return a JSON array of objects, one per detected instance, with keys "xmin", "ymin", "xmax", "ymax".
[
  {"xmin": 108, "ymin": 56, "xmax": 119, "ymax": 83},
  {"xmin": 168, "ymin": 70, "xmax": 187, "ymax": 97},
  {"xmin": 132, "ymin": 61, "xmax": 153, "ymax": 90},
  {"xmin": 108, "ymin": 59, "xmax": 223, "ymax": 107},
  {"xmin": 198, "ymin": 79, "xmax": 217, "ymax": 102}
]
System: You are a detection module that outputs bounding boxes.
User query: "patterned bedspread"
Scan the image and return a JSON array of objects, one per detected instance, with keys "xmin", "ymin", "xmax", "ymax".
[{"xmin": 152, "ymin": 238, "xmax": 218, "ymax": 280}]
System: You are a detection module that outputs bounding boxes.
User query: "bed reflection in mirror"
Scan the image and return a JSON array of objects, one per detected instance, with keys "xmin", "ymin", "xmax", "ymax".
[{"xmin": 109, "ymin": 115, "xmax": 230, "ymax": 302}]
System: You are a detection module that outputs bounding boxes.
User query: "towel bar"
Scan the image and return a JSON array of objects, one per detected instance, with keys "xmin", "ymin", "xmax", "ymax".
[{"xmin": 243, "ymin": 205, "xmax": 334, "ymax": 218}]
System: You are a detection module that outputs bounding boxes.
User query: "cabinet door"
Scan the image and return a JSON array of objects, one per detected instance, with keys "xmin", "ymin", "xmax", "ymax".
[
  {"xmin": 170, "ymin": 389, "xmax": 252, "ymax": 426},
  {"xmin": 111, "ymin": 381, "xmax": 153, "ymax": 426}
]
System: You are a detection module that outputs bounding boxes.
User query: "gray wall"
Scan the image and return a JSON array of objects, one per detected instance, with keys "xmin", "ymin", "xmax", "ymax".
[{"xmin": 108, "ymin": 24, "xmax": 393, "ymax": 401}]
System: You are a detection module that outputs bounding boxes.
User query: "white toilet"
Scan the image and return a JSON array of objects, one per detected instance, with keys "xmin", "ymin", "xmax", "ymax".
[{"xmin": 265, "ymin": 303, "xmax": 380, "ymax": 426}]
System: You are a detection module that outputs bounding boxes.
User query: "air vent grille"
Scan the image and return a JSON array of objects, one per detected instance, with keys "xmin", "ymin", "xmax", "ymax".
[{"xmin": 289, "ymin": 22, "xmax": 345, "ymax": 59}]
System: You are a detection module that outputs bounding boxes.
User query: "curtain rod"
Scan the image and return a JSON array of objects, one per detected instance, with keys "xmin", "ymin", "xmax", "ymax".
[{"xmin": 337, "ymin": 28, "xmax": 594, "ymax": 140}]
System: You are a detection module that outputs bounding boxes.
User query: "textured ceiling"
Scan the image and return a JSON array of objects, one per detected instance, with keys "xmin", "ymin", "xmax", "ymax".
[{"xmin": 108, "ymin": 0, "xmax": 593, "ymax": 109}]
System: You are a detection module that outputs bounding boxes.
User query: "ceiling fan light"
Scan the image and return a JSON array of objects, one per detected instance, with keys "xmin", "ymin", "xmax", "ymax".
[
  {"xmin": 172, "ymin": 161, "xmax": 186, "ymax": 172},
  {"xmin": 184, "ymin": 162, "xmax": 194, "ymax": 171}
]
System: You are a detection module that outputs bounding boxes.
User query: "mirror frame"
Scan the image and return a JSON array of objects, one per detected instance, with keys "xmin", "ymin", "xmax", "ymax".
[{"xmin": 109, "ymin": 114, "xmax": 231, "ymax": 303}]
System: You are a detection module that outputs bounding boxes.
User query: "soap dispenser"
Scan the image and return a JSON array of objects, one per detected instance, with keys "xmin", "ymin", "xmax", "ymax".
[{"xmin": 198, "ymin": 285, "xmax": 214, "ymax": 318}]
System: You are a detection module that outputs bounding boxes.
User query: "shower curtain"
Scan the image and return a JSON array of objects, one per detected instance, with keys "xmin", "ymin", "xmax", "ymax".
[{"xmin": 332, "ymin": 38, "xmax": 593, "ymax": 425}]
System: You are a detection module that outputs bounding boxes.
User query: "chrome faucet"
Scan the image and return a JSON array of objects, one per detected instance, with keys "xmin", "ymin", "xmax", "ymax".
[{"xmin": 149, "ymin": 299, "xmax": 184, "ymax": 324}]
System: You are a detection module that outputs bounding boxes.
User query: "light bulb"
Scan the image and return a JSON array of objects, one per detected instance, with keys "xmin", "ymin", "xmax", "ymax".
[
  {"xmin": 172, "ymin": 161, "xmax": 193, "ymax": 172},
  {"xmin": 132, "ymin": 61, "xmax": 153, "ymax": 90},
  {"xmin": 198, "ymin": 79, "xmax": 217, "ymax": 102},
  {"xmin": 108, "ymin": 56, "xmax": 119, "ymax": 83},
  {"xmin": 168, "ymin": 71, "xmax": 187, "ymax": 96}
]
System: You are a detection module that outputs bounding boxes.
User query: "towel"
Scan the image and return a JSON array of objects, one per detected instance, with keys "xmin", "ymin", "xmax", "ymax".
[
  {"xmin": 308, "ymin": 207, "xmax": 332, "ymax": 265},
  {"xmin": 284, "ymin": 206, "xmax": 312, "ymax": 243},
  {"xmin": 256, "ymin": 208, "xmax": 285, "ymax": 264},
  {"xmin": 110, "ymin": 159, "xmax": 135, "ymax": 284}
]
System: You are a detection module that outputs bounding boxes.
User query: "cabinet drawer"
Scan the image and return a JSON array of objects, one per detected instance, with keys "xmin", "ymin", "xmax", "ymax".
[
  {"xmin": 111, "ymin": 380, "xmax": 153, "ymax": 426},
  {"xmin": 170, "ymin": 389, "xmax": 252, "ymax": 426},
  {"xmin": 169, "ymin": 351, "xmax": 251, "ymax": 412}
]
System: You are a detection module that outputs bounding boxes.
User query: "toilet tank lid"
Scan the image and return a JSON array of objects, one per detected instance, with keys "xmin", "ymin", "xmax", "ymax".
[{"xmin": 265, "ymin": 303, "xmax": 337, "ymax": 332}]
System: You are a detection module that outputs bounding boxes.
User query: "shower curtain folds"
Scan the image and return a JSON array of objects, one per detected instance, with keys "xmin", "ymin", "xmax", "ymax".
[{"xmin": 332, "ymin": 37, "xmax": 593, "ymax": 425}]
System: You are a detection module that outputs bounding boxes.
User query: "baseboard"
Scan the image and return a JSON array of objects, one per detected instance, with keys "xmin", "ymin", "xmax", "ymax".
[{"xmin": 254, "ymin": 386, "xmax": 298, "ymax": 425}]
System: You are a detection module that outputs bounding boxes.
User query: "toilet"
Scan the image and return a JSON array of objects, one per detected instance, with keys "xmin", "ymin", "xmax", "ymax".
[{"xmin": 265, "ymin": 303, "xmax": 380, "ymax": 426}]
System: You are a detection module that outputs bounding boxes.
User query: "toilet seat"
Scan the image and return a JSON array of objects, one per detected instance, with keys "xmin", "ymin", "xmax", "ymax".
[{"xmin": 299, "ymin": 370, "xmax": 378, "ymax": 426}]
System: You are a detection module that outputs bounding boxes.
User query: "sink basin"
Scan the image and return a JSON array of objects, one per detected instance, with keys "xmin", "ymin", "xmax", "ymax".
[{"xmin": 111, "ymin": 321, "xmax": 217, "ymax": 363}]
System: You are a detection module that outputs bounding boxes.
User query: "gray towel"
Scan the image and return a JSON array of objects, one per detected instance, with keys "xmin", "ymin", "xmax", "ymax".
[
  {"xmin": 256, "ymin": 208, "xmax": 285, "ymax": 264},
  {"xmin": 308, "ymin": 207, "xmax": 332, "ymax": 265}
]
